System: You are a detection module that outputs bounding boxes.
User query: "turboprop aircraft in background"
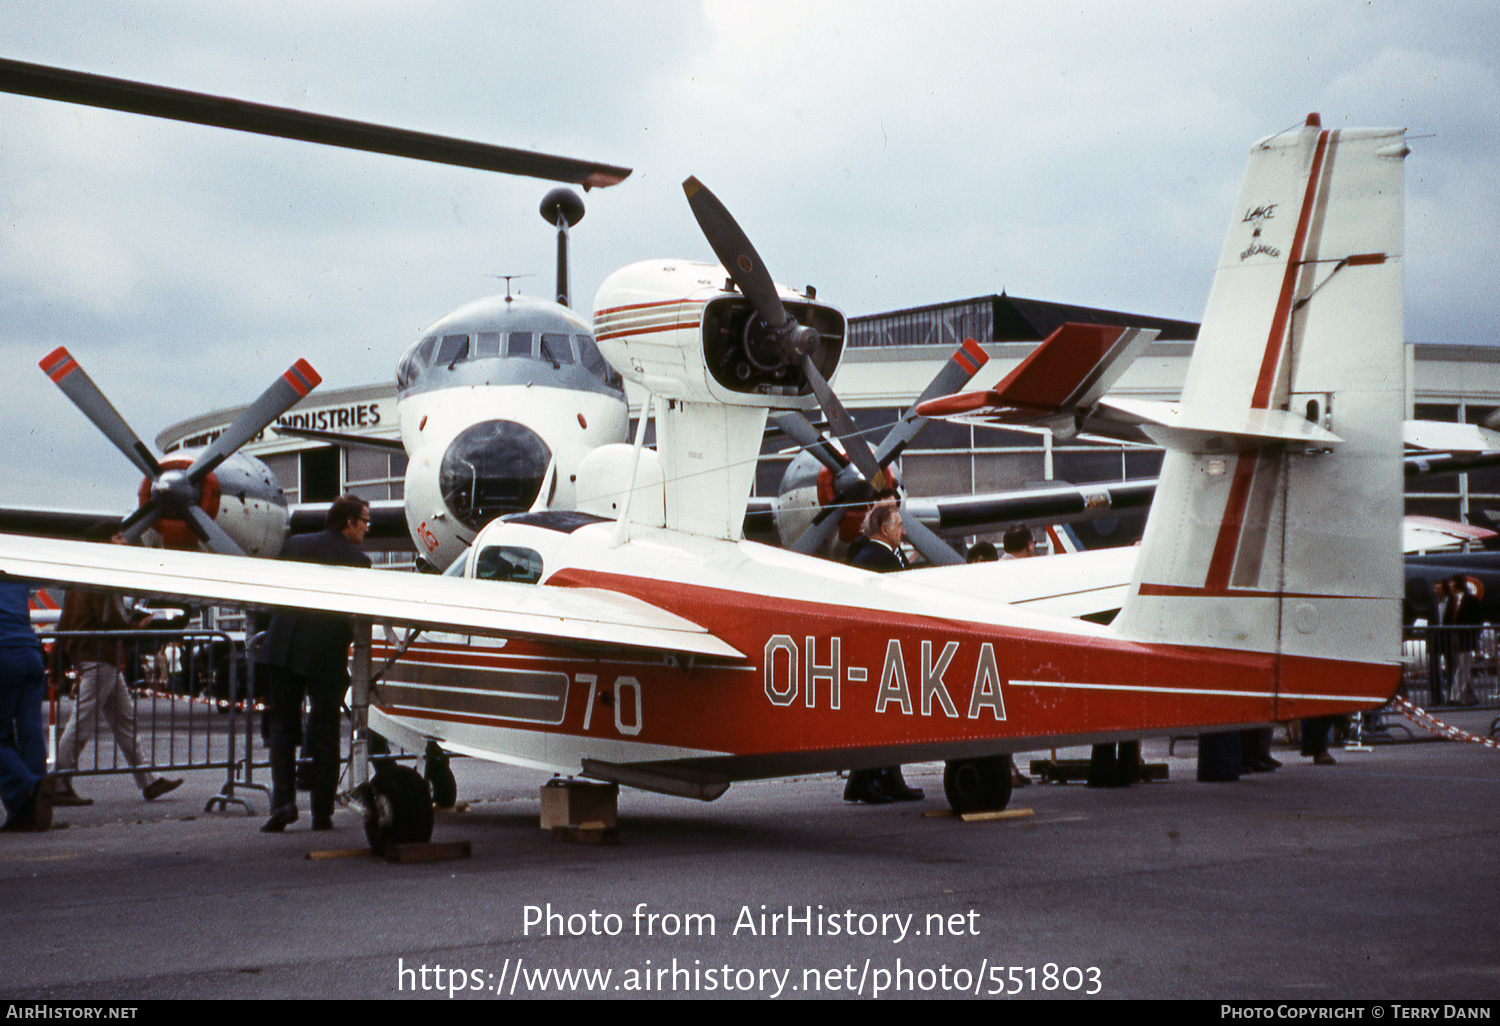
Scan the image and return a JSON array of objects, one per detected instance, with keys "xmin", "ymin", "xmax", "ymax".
[
  {"xmin": 274, "ymin": 187, "xmax": 631, "ymax": 571},
  {"xmin": 0, "ymin": 58, "xmax": 632, "ymax": 560},
  {"xmin": 1, "ymin": 116, "xmax": 1410, "ymax": 852}
]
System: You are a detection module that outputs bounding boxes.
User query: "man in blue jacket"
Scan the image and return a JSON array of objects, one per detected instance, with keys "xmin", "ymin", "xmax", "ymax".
[{"xmin": 0, "ymin": 582, "xmax": 58, "ymax": 831}]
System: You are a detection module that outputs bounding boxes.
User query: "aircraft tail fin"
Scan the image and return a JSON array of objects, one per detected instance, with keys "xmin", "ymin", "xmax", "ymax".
[{"xmin": 1114, "ymin": 116, "xmax": 1408, "ymax": 714}]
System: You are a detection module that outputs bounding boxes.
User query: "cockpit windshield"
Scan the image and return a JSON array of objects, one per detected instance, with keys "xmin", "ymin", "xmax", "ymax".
[{"xmin": 397, "ymin": 330, "xmax": 622, "ymax": 393}]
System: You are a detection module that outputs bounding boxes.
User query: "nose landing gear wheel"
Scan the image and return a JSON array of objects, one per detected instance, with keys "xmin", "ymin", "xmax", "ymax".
[
  {"xmin": 358, "ymin": 765, "xmax": 435, "ymax": 855},
  {"xmin": 943, "ymin": 756, "xmax": 1013, "ymax": 814}
]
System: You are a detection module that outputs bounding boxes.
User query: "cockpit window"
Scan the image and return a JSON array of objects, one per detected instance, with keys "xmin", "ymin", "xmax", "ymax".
[
  {"xmin": 540, "ymin": 333, "xmax": 574, "ymax": 366},
  {"xmin": 474, "ymin": 545, "xmax": 543, "ymax": 584},
  {"xmin": 576, "ymin": 334, "xmax": 622, "ymax": 390},
  {"xmin": 437, "ymin": 334, "xmax": 469, "ymax": 368},
  {"xmin": 474, "ymin": 332, "xmax": 500, "ymax": 359},
  {"xmin": 507, "ymin": 332, "xmax": 534, "ymax": 358},
  {"xmin": 399, "ymin": 335, "xmax": 440, "ymax": 390}
]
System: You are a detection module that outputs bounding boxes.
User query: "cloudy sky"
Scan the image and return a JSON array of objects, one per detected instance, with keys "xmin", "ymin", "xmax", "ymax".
[{"xmin": 2, "ymin": 0, "xmax": 1496, "ymax": 510}]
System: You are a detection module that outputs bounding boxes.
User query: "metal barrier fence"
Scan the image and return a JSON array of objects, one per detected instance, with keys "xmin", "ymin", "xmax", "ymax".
[
  {"xmin": 1400, "ymin": 623, "xmax": 1500, "ymax": 710},
  {"xmin": 43, "ymin": 624, "xmax": 415, "ymax": 815},
  {"xmin": 45, "ymin": 628, "xmax": 261, "ymax": 812}
]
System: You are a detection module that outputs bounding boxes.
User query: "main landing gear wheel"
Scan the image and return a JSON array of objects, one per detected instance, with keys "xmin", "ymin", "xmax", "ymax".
[
  {"xmin": 943, "ymin": 757, "xmax": 1014, "ymax": 814},
  {"xmin": 359, "ymin": 765, "xmax": 434, "ymax": 855}
]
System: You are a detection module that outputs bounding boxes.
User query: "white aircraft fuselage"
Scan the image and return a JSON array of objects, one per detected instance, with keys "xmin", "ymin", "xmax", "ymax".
[{"xmin": 395, "ymin": 293, "xmax": 629, "ymax": 568}]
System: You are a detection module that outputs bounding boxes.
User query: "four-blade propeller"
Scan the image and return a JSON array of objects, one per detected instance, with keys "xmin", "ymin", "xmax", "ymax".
[{"xmin": 39, "ymin": 348, "xmax": 320, "ymax": 555}]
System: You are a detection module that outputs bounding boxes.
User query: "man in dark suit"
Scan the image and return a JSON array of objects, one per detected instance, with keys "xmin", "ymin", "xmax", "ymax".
[
  {"xmin": 849, "ymin": 501, "xmax": 908, "ymax": 573},
  {"xmin": 844, "ymin": 502, "xmax": 923, "ymax": 804},
  {"xmin": 1446, "ymin": 573, "xmax": 1483, "ymax": 705},
  {"xmin": 259, "ymin": 494, "xmax": 371, "ymax": 832}
]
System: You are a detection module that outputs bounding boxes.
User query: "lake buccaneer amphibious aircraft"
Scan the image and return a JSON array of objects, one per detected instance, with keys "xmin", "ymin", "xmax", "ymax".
[{"xmin": 0, "ymin": 115, "xmax": 1408, "ymax": 850}]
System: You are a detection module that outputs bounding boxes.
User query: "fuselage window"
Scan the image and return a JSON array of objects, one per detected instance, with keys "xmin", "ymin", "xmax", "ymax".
[
  {"xmin": 437, "ymin": 334, "xmax": 469, "ymax": 368},
  {"xmin": 540, "ymin": 333, "xmax": 574, "ymax": 366},
  {"xmin": 474, "ymin": 332, "xmax": 500, "ymax": 359},
  {"xmin": 507, "ymin": 332, "xmax": 534, "ymax": 358},
  {"xmin": 473, "ymin": 545, "xmax": 543, "ymax": 584}
]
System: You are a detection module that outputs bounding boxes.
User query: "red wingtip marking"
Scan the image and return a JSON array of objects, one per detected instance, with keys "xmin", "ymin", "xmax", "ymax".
[
  {"xmin": 1306, "ymin": 113, "xmax": 1321, "ymax": 128},
  {"xmin": 915, "ymin": 391, "xmax": 999, "ymax": 418}
]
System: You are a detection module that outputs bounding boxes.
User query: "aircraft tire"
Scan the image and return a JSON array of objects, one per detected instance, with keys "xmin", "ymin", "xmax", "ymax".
[
  {"xmin": 425, "ymin": 744, "xmax": 458, "ymax": 809},
  {"xmin": 361, "ymin": 765, "xmax": 435, "ymax": 855},
  {"xmin": 943, "ymin": 756, "xmax": 1013, "ymax": 814}
]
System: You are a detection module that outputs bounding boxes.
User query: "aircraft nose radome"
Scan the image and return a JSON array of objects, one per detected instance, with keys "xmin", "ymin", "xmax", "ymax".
[{"xmin": 438, "ymin": 419, "xmax": 553, "ymax": 531}]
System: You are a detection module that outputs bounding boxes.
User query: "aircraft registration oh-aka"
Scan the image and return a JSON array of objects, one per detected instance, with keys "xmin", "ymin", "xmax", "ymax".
[{"xmin": 0, "ymin": 116, "xmax": 1408, "ymax": 848}]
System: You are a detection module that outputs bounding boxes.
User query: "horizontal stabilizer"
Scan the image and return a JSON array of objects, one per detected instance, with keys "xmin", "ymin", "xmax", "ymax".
[
  {"xmin": 1093, "ymin": 398, "xmax": 1343, "ymax": 454},
  {"xmin": 1403, "ymin": 419, "xmax": 1500, "ymax": 454},
  {"xmin": 917, "ymin": 324, "xmax": 1157, "ymax": 434}
]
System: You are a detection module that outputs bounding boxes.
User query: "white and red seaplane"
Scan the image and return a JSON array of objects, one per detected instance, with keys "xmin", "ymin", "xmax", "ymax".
[{"xmin": 0, "ymin": 116, "xmax": 1408, "ymax": 850}]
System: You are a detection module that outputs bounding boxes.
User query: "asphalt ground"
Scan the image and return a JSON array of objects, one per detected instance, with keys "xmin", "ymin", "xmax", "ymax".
[{"xmin": 2, "ymin": 708, "xmax": 1497, "ymax": 1002}]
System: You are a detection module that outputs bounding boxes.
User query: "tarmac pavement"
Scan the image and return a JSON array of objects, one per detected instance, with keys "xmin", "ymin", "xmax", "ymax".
[{"xmin": 2, "ymin": 707, "xmax": 1497, "ymax": 1001}]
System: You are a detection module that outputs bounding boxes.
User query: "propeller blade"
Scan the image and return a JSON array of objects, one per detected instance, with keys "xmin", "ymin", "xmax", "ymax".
[
  {"xmin": 186, "ymin": 360, "xmax": 321, "ymax": 483},
  {"xmin": 788, "ymin": 504, "xmax": 846, "ymax": 556},
  {"xmin": 183, "ymin": 504, "xmax": 247, "ymax": 557},
  {"xmin": 117, "ymin": 503, "xmax": 163, "ymax": 546},
  {"xmin": 771, "ymin": 413, "xmax": 847, "ymax": 474},
  {"xmin": 901, "ymin": 508, "xmax": 963, "ymax": 566},
  {"xmin": 875, "ymin": 338, "xmax": 991, "ymax": 466},
  {"xmin": 0, "ymin": 58, "xmax": 631, "ymax": 189},
  {"xmin": 39, "ymin": 348, "xmax": 162, "ymax": 479},
  {"xmin": 801, "ymin": 355, "xmax": 884, "ymax": 484},
  {"xmin": 683, "ymin": 177, "xmax": 789, "ymax": 330}
]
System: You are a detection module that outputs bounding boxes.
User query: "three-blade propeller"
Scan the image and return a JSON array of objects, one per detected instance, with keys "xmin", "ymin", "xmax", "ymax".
[{"xmin": 39, "ymin": 348, "xmax": 320, "ymax": 555}]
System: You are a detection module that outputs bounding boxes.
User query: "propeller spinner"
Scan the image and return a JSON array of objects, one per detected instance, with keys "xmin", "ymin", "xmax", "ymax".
[
  {"xmin": 772, "ymin": 339, "xmax": 992, "ymax": 565},
  {"xmin": 40, "ymin": 348, "xmax": 320, "ymax": 555}
]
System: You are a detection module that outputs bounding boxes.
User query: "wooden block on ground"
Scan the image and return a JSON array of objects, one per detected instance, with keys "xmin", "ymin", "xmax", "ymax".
[
  {"xmin": 383, "ymin": 840, "xmax": 473, "ymax": 864},
  {"xmin": 551, "ymin": 823, "xmax": 619, "ymax": 846},
  {"xmin": 540, "ymin": 779, "xmax": 618, "ymax": 830},
  {"xmin": 958, "ymin": 808, "xmax": 1035, "ymax": 824}
]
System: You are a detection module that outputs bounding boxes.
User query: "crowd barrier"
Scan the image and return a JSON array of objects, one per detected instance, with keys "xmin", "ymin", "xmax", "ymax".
[
  {"xmin": 45, "ymin": 628, "xmax": 261, "ymax": 812},
  {"xmin": 42, "ymin": 624, "xmax": 419, "ymax": 814}
]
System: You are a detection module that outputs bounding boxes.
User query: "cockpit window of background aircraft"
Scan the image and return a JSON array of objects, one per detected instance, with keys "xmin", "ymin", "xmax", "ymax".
[{"xmin": 397, "ymin": 332, "xmax": 621, "ymax": 392}]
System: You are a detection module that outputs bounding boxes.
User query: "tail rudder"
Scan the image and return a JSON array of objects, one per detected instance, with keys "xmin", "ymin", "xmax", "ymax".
[{"xmin": 1117, "ymin": 117, "xmax": 1407, "ymax": 699}]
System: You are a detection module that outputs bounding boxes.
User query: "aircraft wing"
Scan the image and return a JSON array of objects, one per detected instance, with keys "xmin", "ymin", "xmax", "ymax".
[
  {"xmin": 0, "ymin": 534, "xmax": 743, "ymax": 660},
  {"xmin": 287, "ymin": 498, "xmax": 409, "ymax": 540},
  {"xmin": 0, "ymin": 505, "xmax": 120, "ymax": 539},
  {"xmin": 904, "ymin": 478, "xmax": 1157, "ymax": 536}
]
